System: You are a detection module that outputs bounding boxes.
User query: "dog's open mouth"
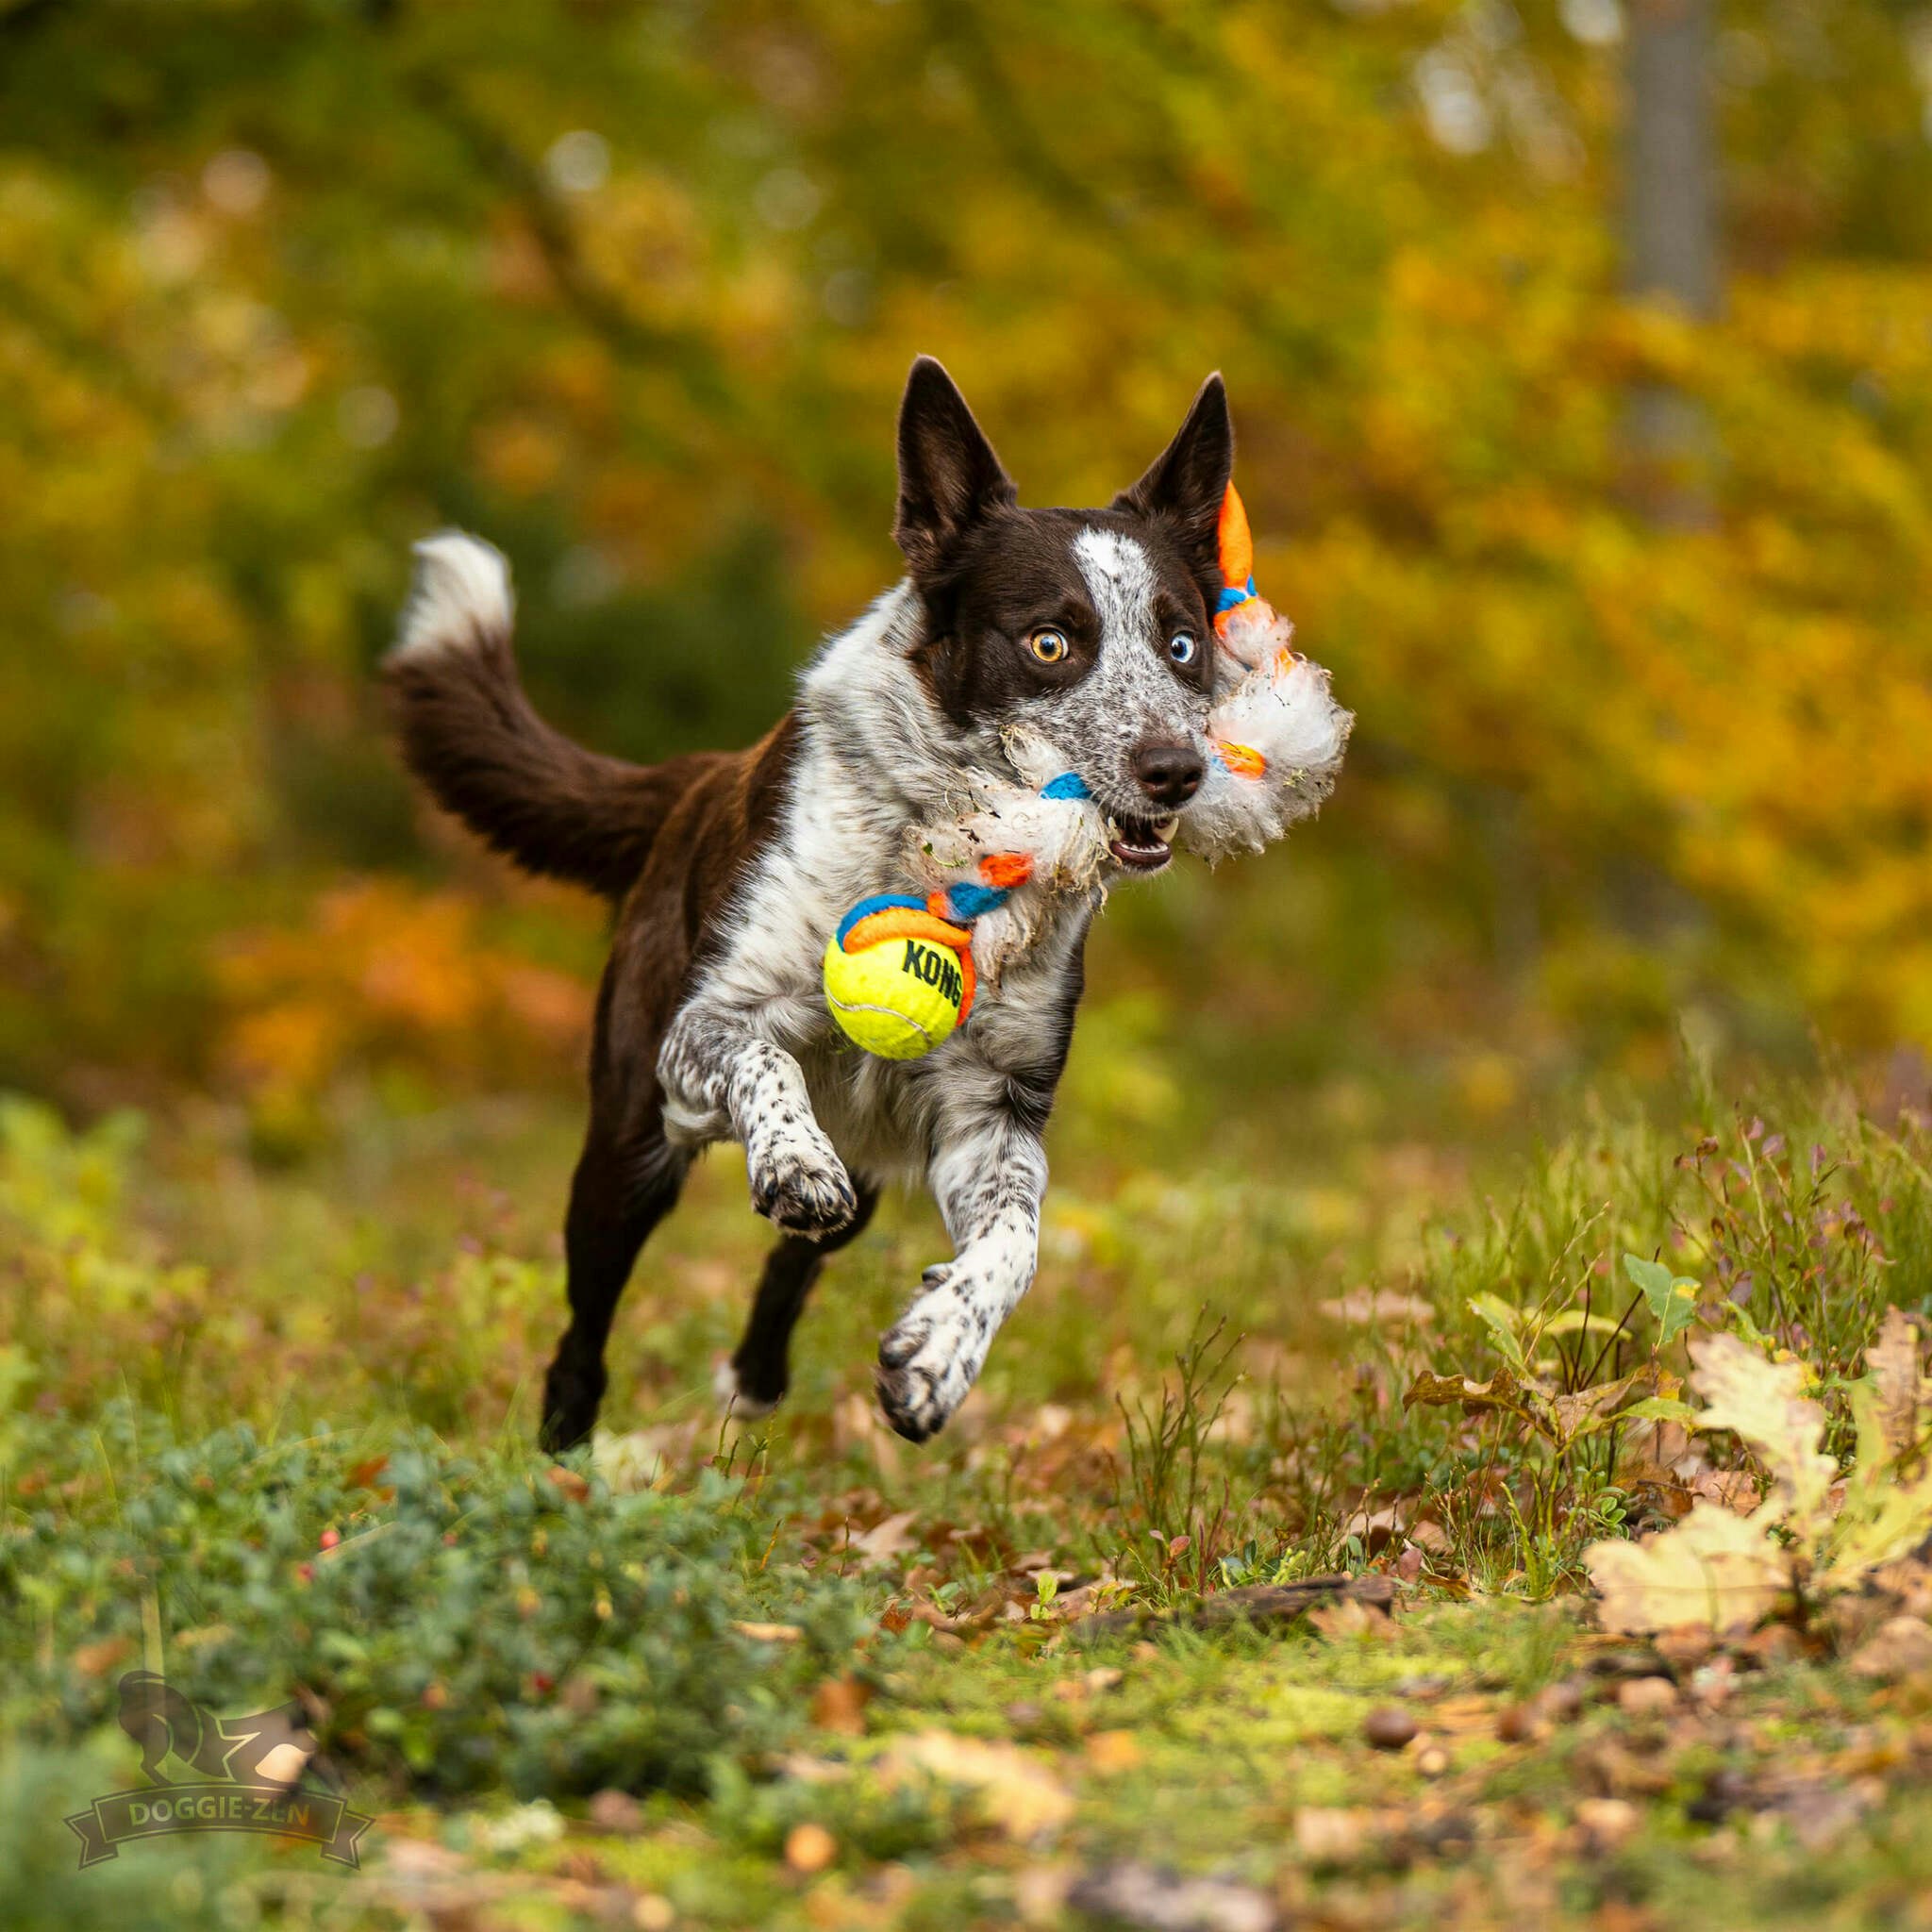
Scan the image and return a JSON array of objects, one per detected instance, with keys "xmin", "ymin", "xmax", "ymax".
[{"xmin": 1106, "ymin": 813, "xmax": 1178, "ymax": 873}]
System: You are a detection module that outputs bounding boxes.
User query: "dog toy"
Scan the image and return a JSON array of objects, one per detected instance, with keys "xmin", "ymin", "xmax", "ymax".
[
  {"xmin": 823, "ymin": 483, "xmax": 1351, "ymax": 1059},
  {"xmin": 822, "ymin": 774, "xmax": 1090, "ymax": 1058}
]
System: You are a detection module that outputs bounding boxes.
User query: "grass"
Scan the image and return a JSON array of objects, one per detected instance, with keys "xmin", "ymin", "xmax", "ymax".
[{"xmin": 3, "ymin": 1036, "xmax": 1931, "ymax": 1929}]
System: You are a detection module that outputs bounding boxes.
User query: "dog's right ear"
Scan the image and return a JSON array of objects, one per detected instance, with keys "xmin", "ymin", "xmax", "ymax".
[
  {"xmin": 893, "ymin": 357, "xmax": 1017, "ymax": 576},
  {"xmin": 1110, "ymin": 373, "xmax": 1234, "ymax": 593}
]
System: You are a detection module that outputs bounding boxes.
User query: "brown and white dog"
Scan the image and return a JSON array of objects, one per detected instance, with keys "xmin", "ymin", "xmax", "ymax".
[{"xmin": 389, "ymin": 358, "xmax": 1249, "ymax": 1449}]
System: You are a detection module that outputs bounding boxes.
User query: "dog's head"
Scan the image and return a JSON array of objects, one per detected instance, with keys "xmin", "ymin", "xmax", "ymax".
[{"xmin": 894, "ymin": 357, "xmax": 1233, "ymax": 874}]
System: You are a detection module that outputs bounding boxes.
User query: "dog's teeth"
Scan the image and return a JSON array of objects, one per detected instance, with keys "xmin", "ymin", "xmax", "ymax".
[{"xmin": 1154, "ymin": 817, "xmax": 1177, "ymax": 843}]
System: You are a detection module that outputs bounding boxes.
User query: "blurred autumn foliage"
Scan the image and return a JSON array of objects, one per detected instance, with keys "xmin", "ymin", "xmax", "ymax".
[
  {"xmin": 217, "ymin": 881, "xmax": 591, "ymax": 1138},
  {"xmin": 4, "ymin": 0, "xmax": 1931, "ymax": 1122}
]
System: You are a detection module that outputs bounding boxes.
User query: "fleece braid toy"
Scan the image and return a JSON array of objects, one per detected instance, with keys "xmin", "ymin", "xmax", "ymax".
[{"xmin": 822, "ymin": 482, "xmax": 1352, "ymax": 1059}]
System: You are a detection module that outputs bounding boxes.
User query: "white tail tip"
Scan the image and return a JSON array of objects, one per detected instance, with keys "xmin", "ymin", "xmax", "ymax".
[{"xmin": 392, "ymin": 531, "xmax": 513, "ymax": 659}]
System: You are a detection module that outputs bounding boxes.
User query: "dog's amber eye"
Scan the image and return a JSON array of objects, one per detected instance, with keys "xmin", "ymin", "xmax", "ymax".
[
  {"xmin": 1029, "ymin": 628, "xmax": 1070, "ymax": 664},
  {"xmin": 1168, "ymin": 631, "xmax": 1198, "ymax": 666}
]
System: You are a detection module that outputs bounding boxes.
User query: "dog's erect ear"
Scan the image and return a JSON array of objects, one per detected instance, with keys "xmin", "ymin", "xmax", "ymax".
[
  {"xmin": 1111, "ymin": 374, "xmax": 1235, "ymax": 585},
  {"xmin": 894, "ymin": 357, "xmax": 1017, "ymax": 576}
]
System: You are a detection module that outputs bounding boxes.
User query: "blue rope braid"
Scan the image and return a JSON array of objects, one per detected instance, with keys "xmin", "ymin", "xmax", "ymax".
[
  {"xmin": 939, "ymin": 881, "xmax": 1007, "ymax": 921},
  {"xmin": 1041, "ymin": 771, "xmax": 1090, "ymax": 801},
  {"xmin": 1216, "ymin": 576, "xmax": 1257, "ymax": 614}
]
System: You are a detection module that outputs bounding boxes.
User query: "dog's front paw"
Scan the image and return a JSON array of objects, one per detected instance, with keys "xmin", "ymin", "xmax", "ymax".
[
  {"xmin": 746, "ymin": 1117, "xmax": 857, "ymax": 1237},
  {"xmin": 875, "ymin": 1270, "xmax": 981, "ymax": 1442}
]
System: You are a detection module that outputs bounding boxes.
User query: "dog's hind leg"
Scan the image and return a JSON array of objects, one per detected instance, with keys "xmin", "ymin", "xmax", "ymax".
[
  {"xmin": 718, "ymin": 1181, "xmax": 880, "ymax": 1418},
  {"xmin": 540, "ymin": 1090, "xmax": 688, "ymax": 1454}
]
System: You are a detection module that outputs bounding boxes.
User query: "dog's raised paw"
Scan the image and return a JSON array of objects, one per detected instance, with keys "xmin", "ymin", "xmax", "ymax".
[
  {"xmin": 746, "ymin": 1122, "xmax": 857, "ymax": 1236},
  {"xmin": 875, "ymin": 1359, "xmax": 947, "ymax": 1442},
  {"xmin": 875, "ymin": 1286, "xmax": 980, "ymax": 1441}
]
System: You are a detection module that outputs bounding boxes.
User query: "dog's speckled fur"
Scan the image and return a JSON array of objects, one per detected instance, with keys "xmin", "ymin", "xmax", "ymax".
[{"xmin": 388, "ymin": 358, "xmax": 1243, "ymax": 1446}]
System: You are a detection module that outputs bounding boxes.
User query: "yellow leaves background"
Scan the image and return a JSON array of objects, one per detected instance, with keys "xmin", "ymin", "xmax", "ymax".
[{"xmin": 3, "ymin": 1, "xmax": 1930, "ymax": 1114}]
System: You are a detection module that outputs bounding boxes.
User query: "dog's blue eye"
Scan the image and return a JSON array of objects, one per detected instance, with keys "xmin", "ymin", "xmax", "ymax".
[{"xmin": 1168, "ymin": 631, "xmax": 1198, "ymax": 666}]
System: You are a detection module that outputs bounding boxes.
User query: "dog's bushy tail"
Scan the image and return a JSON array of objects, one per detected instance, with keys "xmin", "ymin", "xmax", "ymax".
[{"xmin": 386, "ymin": 534, "xmax": 691, "ymax": 900}]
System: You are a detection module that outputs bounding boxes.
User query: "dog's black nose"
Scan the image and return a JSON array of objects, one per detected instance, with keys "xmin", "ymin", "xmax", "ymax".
[{"xmin": 1132, "ymin": 741, "xmax": 1204, "ymax": 808}]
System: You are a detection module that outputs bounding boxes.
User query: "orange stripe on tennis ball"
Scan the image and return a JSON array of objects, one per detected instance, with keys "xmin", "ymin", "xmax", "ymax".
[
  {"xmin": 1217, "ymin": 741, "xmax": 1268, "ymax": 778},
  {"xmin": 841, "ymin": 908, "xmax": 974, "ymax": 957},
  {"xmin": 1218, "ymin": 482, "xmax": 1254, "ymax": 591}
]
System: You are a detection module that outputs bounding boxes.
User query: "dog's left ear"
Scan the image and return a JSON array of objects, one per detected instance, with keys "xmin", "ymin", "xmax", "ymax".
[{"xmin": 1111, "ymin": 374, "xmax": 1235, "ymax": 589}]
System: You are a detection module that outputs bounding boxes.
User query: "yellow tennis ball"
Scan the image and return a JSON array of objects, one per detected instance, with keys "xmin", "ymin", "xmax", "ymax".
[{"xmin": 823, "ymin": 931, "xmax": 965, "ymax": 1060}]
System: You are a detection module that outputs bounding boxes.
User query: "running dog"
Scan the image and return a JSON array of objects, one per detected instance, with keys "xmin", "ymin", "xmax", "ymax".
[{"xmin": 389, "ymin": 358, "xmax": 1316, "ymax": 1447}]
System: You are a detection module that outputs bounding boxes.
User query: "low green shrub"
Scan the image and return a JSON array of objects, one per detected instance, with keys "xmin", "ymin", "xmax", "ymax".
[{"xmin": 1, "ymin": 1410, "xmax": 870, "ymax": 1799}]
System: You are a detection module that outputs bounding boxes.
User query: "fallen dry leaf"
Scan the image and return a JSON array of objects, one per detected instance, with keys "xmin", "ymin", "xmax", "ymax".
[
  {"xmin": 879, "ymin": 1731, "xmax": 1074, "ymax": 1839},
  {"xmin": 1425, "ymin": 1696, "xmax": 1500, "ymax": 1735},
  {"xmin": 1690, "ymin": 1469, "xmax": 1761, "ymax": 1515},
  {"xmin": 1864, "ymin": 1308, "xmax": 1927, "ymax": 1463},
  {"xmin": 1308, "ymin": 1596, "xmax": 1394, "ymax": 1642},
  {"xmin": 832, "ymin": 1391, "xmax": 904, "ymax": 1480},
  {"xmin": 1585, "ymin": 1500, "xmax": 1786, "ymax": 1638},
  {"xmin": 1761, "ymin": 1775, "xmax": 1875, "ymax": 1851},
  {"xmin": 808, "ymin": 1674, "xmax": 873, "ymax": 1736},
  {"xmin": 1590, "ymin": 1313, "xmax": 1932, "ymax": 1636},
  {"xmin": 543, "ymin": 1465, "xmax": 590, "ymax": 1504},
  {"xmin": 1405, "ymin": 1367, "xmax": 1540, "ymax": 1424},
  {"xmin": 1689, "ymin": 1332, "xmax": 1837, "ymax": 1523},
  {"xmin": 1850, "ymin": 1615, "xmax": 1932, "ymax": 1680},
  {"xmin": 730, "ymin": 1620, "xmax": 802, "ymax": 1643},
  {"xmin": 851, "ymin": 1509, "xmax": 921, "ymax": 1566},
  {"xmin": 1549, "ymin": 1372, "xmax": 1647, "ymax": 1443},
  {"xmin": 1873, "ymin": 1557, "xmax": 1932, "ymax": 1620}
]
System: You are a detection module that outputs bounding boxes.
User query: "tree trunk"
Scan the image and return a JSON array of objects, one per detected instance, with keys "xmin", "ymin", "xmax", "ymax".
[
  {"xmin": 1624, "ymin": 0, "xmax": 1719, "ymax": 521},
  {"xmin": 1626, "ymin": 0, "xmax": 1719, "ymax": 318}
]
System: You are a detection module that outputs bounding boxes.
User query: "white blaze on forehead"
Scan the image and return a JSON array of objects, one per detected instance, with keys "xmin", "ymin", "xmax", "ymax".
[
  {"xmin": 1071, "ymin": 527, "xmax": 1158, "ymax": 644},
  {"xmin": 1030, "ymin": 524, "xmax": 1209, "ymax": 816},
  {"xmin": 1066, "ymin": 524, "xmax": 1202, "ymax": 741}
]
